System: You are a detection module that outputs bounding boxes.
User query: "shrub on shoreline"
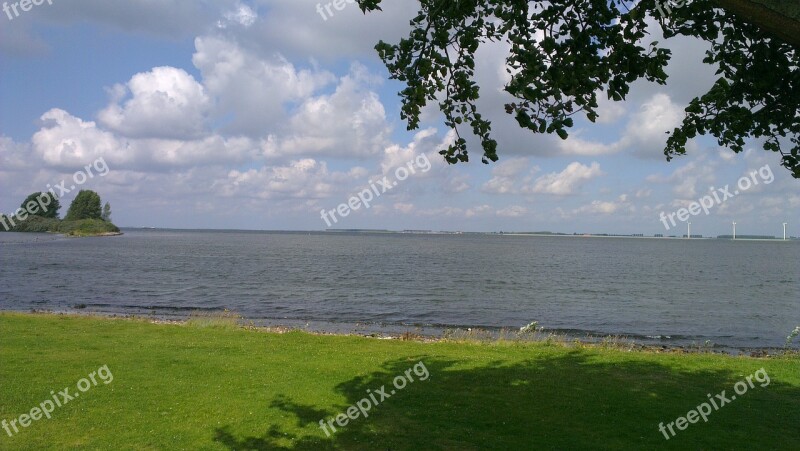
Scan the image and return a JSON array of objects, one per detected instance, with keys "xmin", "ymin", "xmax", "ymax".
[{"xmin": 3, "ymin": 216, "xmax": 119, "ymax": 236}]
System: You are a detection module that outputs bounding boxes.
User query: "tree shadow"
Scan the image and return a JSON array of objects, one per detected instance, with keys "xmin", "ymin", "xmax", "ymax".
[{"xmin": 213, "ymin": 349, "xmax": 800, "ymax": 450}]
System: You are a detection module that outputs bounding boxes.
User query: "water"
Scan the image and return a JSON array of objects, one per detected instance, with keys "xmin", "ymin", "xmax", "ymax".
[{"xmin": 1, "ymin": 229, "xmax": 797, "ymax": 349}]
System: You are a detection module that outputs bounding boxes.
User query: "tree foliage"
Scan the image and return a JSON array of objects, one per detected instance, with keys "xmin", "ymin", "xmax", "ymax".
[
  {"xmin": 102, "ymin": 202, "xmax": 112, "ymax": 222},
  {"xmin": 3, "ymin": 191, "xmax": 118, "ymax": 235},
  {"xmin": 20, "ymin": 192, "xmax": 61, "ymax": 219},
  {"xmin": 357, "ymin": 0, "xmax": 800, "ymax": 177},
  {"xmin": 65, "ymin": 190, "xmax": 103, "ymax": 221}
]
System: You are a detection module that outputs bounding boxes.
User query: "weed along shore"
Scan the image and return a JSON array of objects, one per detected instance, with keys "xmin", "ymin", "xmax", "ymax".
[{"xmin": 1, "ymin": 312, "xmax": 798, "ymax": 449}]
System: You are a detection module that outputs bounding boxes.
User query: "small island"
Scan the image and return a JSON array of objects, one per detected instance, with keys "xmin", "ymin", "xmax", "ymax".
[{"xmin": 0, "ymin": 190, "xmax": 121, "ymax": 237}]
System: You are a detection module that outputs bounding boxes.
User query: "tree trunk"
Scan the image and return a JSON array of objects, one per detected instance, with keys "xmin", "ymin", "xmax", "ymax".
[{"xmin": 714, "ymin": 0, "xmax": 800, "ymax": 48}]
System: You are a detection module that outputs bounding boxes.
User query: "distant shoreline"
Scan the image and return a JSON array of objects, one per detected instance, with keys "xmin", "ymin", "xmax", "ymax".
[
  {"xmin": 63, "ymin": 231, "xmax": 124, "ymax": 238},
  {"xmin": 116, "ymin": 227, "xmax": 798, "ymax": 241}
]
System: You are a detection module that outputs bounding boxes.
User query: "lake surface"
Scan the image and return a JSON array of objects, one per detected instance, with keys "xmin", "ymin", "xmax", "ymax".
[{"xmin": 1, "ymin": 229, "xmax": 798, "ymax": 349}]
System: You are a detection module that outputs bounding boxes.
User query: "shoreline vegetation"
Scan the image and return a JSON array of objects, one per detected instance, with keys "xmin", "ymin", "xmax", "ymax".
[
  {"xmin": 1, "ymin": 312, "xmax": 798, "ymax": 449},
  {"xmin": 1, "ymin": 216, "xmax": 122, "ymax": 237},
  {"xmin": 0, "ymin": 190, "xmax": 120, "ymax": 237},
  {"xmin": 18, "ymin": 309, "xmax": 800, "ymax": 357}
]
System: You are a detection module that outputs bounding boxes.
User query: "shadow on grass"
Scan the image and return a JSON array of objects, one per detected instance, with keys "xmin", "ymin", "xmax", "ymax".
[{"xmin": 214, "ymin": 350, "xmax": 800, "ymax": 450}]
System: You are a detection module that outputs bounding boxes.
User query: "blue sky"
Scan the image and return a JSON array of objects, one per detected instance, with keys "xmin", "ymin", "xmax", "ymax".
[{"xmin": 1, "ymin": 0, "xmax": 797, "ymax": 236}]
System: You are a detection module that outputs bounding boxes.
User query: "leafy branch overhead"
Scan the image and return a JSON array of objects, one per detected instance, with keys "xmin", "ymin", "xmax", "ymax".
[{"xmin": 357, "ymin": 0, "xmax": 800, "ymax": 177}]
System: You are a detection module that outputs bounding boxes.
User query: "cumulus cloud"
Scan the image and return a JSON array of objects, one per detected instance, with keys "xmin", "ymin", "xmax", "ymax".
[
  {"xmin": 32, "ymin": 108, "xmax": 260, "ymax": 171},
  {"xmin": 98, "ymin": 67, "xmax": 211, "ymax": 140},
  {"xmin": 193, "ymin": 36, "xmax": 336, "ymax": 137},
  {"xmin": 2, "ymin": 3, "xmax": 797, "ymax": 233},
  {"xmin": 250, "ymin": 0, "xmax": 419, "ymax": 59},
  {"xmin": 481, "ymin": 158, "xmax": 541, "ymax": 194},
  {"xmin": 558, "ymin": 133, "xmax": 621, "ymax": 156},
  {"xmin": 530, "ymin": 162, "xmax": 603, "ymax": 195},
  {"xmin": 380, "ymin": 129, "xmax": 438, "ymax": 175},
  {"xmin": 218, "ymin": 3, "xmax": 257, "ymax": 28},
  {"xmin": 273, "ymin": 64, "xmax": 391, "ymax": 159},
  {"xmin": 624, "ymin": 93, "xmax": 685, "ymax": 158},
  {"xmin": 573, "ymin": 201, "xmax": 621, "ymax": 215},
  {"xmin": 556, "ymin": 93, "xmax": 684, "ymax": 158},
  {"xmin": 594, "ymin": 94, "xmax": 628, "ymax": 124},
  {"xmin": 646, "ymin": 156, "xmax": 717, "ymax": 199},
  {"xmin": 213, "ymin": 158, "xmax": 361, "ymax": 201},
  {"xmin": 33, "ymin": 109, "xmax": 128, "ymax": 168},
  {"xmin": 444, "ymin": 174, "xmax": 471, "ymax": 193}
]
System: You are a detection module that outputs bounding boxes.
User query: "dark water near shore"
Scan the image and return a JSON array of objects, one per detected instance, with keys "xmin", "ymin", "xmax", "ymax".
[{"xmin": 1, "ymin": 229, "xmax": 798, "ymax": 348}]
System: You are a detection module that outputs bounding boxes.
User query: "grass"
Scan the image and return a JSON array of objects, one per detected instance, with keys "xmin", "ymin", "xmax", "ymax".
[
  {"xmin": 0, "ymin": 313, "xmax": 798, "ymax": 450},
  {"xmin": 55, "ymin": 219, "xmax": 120, "ymax": 237},
  {"xmin": 184, "ymin": 310, "xmax": 242, "ymax": 331}
]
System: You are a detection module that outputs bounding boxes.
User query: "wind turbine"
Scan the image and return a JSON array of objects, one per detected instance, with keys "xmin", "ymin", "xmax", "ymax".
[
  {"xmin": 784, "ymin": 222, "xmax": 788, "ymax": 241},
  {"xmin": 732, "ymin": 221, "xmax": 736, "ymax": 240},
  {"xmin": 687, "ymin": 222, "xmax": 691, "ymax": 239}
]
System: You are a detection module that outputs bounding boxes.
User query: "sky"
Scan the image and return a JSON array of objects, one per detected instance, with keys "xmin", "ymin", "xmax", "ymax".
[{"xmin": 0, "ymin": 0, "xmax": 797, "ymax": 236}]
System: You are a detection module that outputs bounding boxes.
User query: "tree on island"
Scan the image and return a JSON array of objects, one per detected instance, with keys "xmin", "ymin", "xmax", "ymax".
[
  {"xmin": 356, "ymin": 0, "xmax": 800, "ymax": 177},
  {"xmin": 102, "ymin": 202, "xmax": 112, "ymax": 222},
  {"xmin": 20, "ymin": 192, "xmax": 61, "ymax": 219},
  {"xmin": 65, "ymin": 190, "xmax": 103, "ymax": 221},
  {"xmin": 3, "ymin": 190, "xmax": 119, "ymax": 236}
]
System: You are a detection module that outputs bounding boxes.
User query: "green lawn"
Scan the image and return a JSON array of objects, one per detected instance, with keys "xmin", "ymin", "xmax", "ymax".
[{"xmin": 0, "ymin": 313, "xmax": 798, "ymax": 450}]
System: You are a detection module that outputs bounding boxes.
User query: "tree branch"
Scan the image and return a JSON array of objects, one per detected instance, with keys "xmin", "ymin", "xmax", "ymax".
[{"xmin": 714, "ymin": 0, "xmax": 800, "ymax": 48}]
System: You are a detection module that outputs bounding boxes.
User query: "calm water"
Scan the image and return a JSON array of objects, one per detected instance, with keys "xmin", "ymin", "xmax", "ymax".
[{"xmin": 1, "ymin": 230, "xmax": 798, "ymax": 348}]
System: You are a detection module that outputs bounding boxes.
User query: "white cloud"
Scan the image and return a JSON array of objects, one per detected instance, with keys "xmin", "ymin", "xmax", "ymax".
[
  {"xmin": 394, "ymin": 203, "xmax": 414, "ymax": 213},
  {"xmin": 465, "ymin": 204, "xmax": 492, "ymax": 217},
  {"xmin": 33, "ymin": 109, "xmax": 128, "ymax": 168},
  {"xmin": 132, "ymin": 135, "xmax": 257, "ymax": 167},
  {"xmin": 656, "ymin": 157, "xmax": 717, "ymax": 199},
  {"xmin": 98, "ymin": 67, "xmax": 211, "ymax": 140},
  {"xmin": 555, "ymin": 93, "xmax": 684, "ymax": 158},
  {"xmin": 444, "ymin": 174, "xmax": 471, "ymax": 193},
  {"xmin": 718, "ymin": 148, "xmax": 738, "ymax": 162},
  {"xmin": 558, "ymin": 133, "xmax": 621, "ymax": 156},
  {"xmin": 482, "ymin": 157, "xmax": 532, "ymax": 194},
  {"xmin": 3, "ymin": 4, "xmax": 798, "ymax": 234},
  {"xmin": 496, "ymin": 205, "xmax": 527, "ymax": 217},
  {"xmin": 573, "ymin": 201, "xmax": 621, "ymax": 215},
  {"xmin": 531, "ymin": 162, "xmax": 603, "ymax": 195},
  {"xmin": 192, "ymin": 36, "xmax": 335, "ymax": 137},
  {"xmin": 271, "ymin": 64, "xmax": 391, "ymax": 159},
  {"xmin": 594, "ymin": 94, "xmax": 627, "ymax": 124},
  {"xmin": 0, "ymin": 136, "xmax": 33, "ymax": 171},
  {"xmin": 32, "ymin": 108, "xmax": 260, "ymax": 170},
  {"xmin": 218, "ymin": 3, "xmax": 257, "ymax": 28},
  {"xmin": 380, "ymin": 129, "xmax": 438, "ymax": 175},
  {"xmin": 624, "ymin": 93, "xmax": 685, "ymax": 158},
  {"xmin": 250, "ymin": 0, "xmax": 419, "ymax": 59},
  {"xmin": 213, "ymin": 159, "xmax": 355, "ymax": 201}
]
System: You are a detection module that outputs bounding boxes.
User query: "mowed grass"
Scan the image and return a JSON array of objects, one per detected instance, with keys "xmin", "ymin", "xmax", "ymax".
[{"xmin": 0, "ymin": 313, "xmax": 798, "ymax": 450}]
